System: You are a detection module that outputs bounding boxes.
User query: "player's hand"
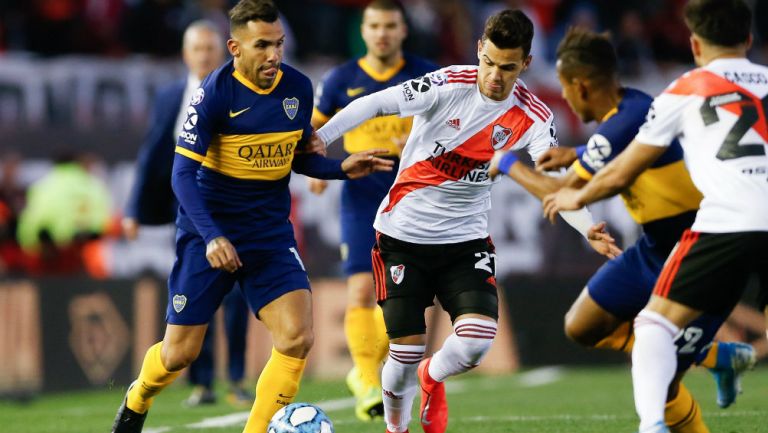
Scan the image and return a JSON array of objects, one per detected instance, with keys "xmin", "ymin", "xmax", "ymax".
[
  {"xmin": 205, "ymin": 236, "xmax": 242, "ymax": 273},
  {"xmin": 342, "ymin": 149, "xmax": 395, "ymax": 179},
  {"xmin": 122, "ymin": 217, "xmax": 139, "ymax": 241},
  {"xmin": 307, "ymin": 178, "xmax": 328, "ymax": 195},
  {"xmin": 586, "ymin": 221, "xmax": 622, "ymax": 259},
  {"xmin": 542, "ymin": 187, "xmax": 584, "ymax": 223},
  {"xmin": 305, "ymin": 131, "xmax": 327, "ymax": 156},
  {"xmin": 536, "ymin": 147, "xmax": 577, "ymax": 172},
  {"xmin": 488, "ymin": 150, "xmax": 505, "ymax": 179}
]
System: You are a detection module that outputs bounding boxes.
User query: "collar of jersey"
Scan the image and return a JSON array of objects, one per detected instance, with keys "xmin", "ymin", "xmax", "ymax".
[
  {"xmin": 233, "ymin": 69, "xmax": 283, "ymax": 94},
  {"xmin": 358, "ymin": 57, "xmax": 406, "ymax": 82}
]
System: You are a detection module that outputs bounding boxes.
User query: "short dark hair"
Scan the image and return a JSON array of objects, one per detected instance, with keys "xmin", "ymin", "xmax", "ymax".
[
  {"xmin": 364, "ymin": 0, "xmax": 406, "ymax": 17},
  {"xmin": 556, "ymin": 27, "xmax": 617, "ymax": 84},
  {"xmin": 229, "ymin": 0, "xmax": 279, "ymax": 31},
  {"xmin": 482, "ymin": 10, "xmax": 534, "ymax": 56},
  {"xmin": 684, "ymin": 0, "xmax": 751, "ymax": 47}
]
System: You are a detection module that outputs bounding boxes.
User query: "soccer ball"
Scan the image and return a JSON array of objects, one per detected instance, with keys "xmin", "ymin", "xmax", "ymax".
[{"xmin": 268, "ymin": 403, "xmax": 334, "ymax": 433}]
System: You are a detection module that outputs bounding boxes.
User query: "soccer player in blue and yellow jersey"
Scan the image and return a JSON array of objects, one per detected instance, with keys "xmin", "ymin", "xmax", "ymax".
[
  {"xmin": 530, "ymin": 28, "xmax": 755, "ymax": 433},
  {"xmin": 307, "ymin": 0, "xmax": 438, "ymax": 421},
  {"xmin": 110, "ymin": 2, "xmax": 394, "ymax": 433}
]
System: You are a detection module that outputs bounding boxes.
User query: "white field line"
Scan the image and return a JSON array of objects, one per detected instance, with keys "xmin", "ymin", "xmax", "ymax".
[{"xmin": 151, "ymin": 367, "xmax": 564, "ymax": 431}]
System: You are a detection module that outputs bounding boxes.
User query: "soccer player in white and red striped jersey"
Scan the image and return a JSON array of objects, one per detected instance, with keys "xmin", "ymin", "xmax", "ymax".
[
  {"xmin": 543, "ymin": 1, "xmax": 768, "ymax": 432},
  {"xmin": 314, "ymin": 9, "xmax": 617, "ymax": 433}
]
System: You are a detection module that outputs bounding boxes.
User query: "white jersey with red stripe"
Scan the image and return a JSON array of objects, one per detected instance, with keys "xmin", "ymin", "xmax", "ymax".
[
  {"xmin": 635, "ymin": 58, "xmax": 768, "ymax": 233},
  {"xmin": 373, "ymin": 65, "xmax": 558, "ymax": 244}
]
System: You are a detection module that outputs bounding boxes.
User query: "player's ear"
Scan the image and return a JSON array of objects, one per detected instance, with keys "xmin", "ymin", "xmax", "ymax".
[
  {"xmin": 227, "ymin": 38, "xmax": 240, "ymax": 57},
  {"xmin": 689, "ymin": 35, "xmax": 701, "ymax": 59},
  {"xmin": 578, "ymin": 80, "xmax": 589, "ymax": 101},
  {"xmin": 477, "ymin": 39, "xmax": 483, "ymax": 59},
  {"xmin": 522, "ymin": 54, "xmax": 532, "ymax": 72}
]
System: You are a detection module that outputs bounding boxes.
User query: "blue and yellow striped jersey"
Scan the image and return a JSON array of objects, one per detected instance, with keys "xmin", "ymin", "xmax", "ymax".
[
  {"xmin": 313, "ymin": 53, "xmax": 437, "ymax": 155},
  {"xmin": 174, "ymin": 60, "xmax": 314, "ymax": 249},
  {"xmin": 572, "ymin": 88, "xmax": 703, "ymax": 250}
]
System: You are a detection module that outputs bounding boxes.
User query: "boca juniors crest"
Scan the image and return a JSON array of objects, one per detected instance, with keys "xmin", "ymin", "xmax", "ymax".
[
  {"xmin": 491, "ymin": 124, "xmax": 513, "ymax": 150},
  {"xmin": 283, "ymin": 97, "xmax": 299, "ymax": 120},
  {"xmin": 173, "ymin": 294, "xmax": 187, "ymax": 313}
]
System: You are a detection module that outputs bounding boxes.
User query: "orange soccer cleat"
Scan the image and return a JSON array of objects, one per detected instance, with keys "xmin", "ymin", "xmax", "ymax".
[{"xmin": 418, "ymin": 357, "xmax": 448, "ymax": 433}]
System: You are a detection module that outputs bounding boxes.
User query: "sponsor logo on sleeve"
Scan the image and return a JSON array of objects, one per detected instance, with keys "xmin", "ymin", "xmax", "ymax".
[
  {"xmin": 190, "ymin": 88, "xmax": 205, "ymax": 105},
  {"xmin": 583, "ymin": 133, "xmax": 612, "ymax": 170},
  {"xmin": 429, "ymin": 72, "xmax": 448, "ymax": 86},
  {"xmin": 409, "ymin": 76, "xmax": 431, "ymax": 92},
  {"xmin": 401, "ymin": 82, "xmax": 415, "ymax": 102}
]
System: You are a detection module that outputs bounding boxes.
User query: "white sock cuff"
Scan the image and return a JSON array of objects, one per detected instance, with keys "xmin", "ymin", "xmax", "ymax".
[
  {"xmin": 388, "ymin": 344, "xmax": 425, "ymax": 365},
  {"xmin": 453, "ymin": 318, "xmax": 497, "ymax": 339},
  {"xmin": 635, "ymin": 309, "xmax": 680, "ymax": 337}
]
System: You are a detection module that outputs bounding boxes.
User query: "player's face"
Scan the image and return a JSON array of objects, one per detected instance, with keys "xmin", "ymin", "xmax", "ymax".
[
  {"xmin": 228, "ymin": 19, "xmax": 285, "ymax": 89},
  {"xmin": 477, "ymin": 39, "xmax": 531, "ymax": 101},
  {"xmin": 556, "ymin": 62, "xmax": 592, "ymax": 122},
  {"xmin": 361, "ymin": 8, "xmax": 407, "ymax": 60},
  {"xmin": 183, "ymin": 28, "xmax": 225, "ymax": 81}
]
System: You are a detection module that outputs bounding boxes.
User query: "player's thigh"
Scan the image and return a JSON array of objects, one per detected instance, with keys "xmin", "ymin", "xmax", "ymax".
[
  {"xmin": 585, "ymin": 239, "xmax": 662, "ymax": 322},
  {"xmin": 372, "ymin": 233, "xmax": 434, "ymax": 339},
  {"xmin": 654, "ymin": 230, "xmax": 759, "ymax": 318},
  {"xmin": 259, "ymin": 288, "xmax": 314, "ymax": 354},
  {"xmin": 564, "ymin": 287, "xmax": 624, "ymax": 345},
  {"xmin": 167, "ymin": 229, "xmax": 237, "ymax": 326},
  {"xmin": 436, "ymin": 237, "xmax": 499, "ymax": 322}
]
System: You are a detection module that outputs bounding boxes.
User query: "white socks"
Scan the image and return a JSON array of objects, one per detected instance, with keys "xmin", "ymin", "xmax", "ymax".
[
  {"xmin": 632, "ymin": 309, "xmax": 680, "ymax": 431},
  {"xmin": 382, "ymin": 344, "xmax": 425, "ymax": 433},
  {"xmin": 429, "ymin": 318, "xmax": 497, "ymax": 382}
]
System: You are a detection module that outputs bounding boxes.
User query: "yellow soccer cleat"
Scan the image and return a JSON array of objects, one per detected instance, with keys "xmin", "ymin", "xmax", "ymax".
[{"xmin": 354, "ymin": 384, "xmax": 384, "ymax": 421}]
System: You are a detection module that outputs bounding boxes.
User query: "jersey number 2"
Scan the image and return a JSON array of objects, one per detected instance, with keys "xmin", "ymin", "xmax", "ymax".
[{"xmin": 700, "ymin": 92, "xmax": 767, "ymax": 161}]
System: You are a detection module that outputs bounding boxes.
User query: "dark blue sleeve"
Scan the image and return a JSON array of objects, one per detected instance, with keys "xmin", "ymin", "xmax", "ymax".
[
  {"xmin": 314, "ymin": 68, "xmax": 342, "ymax": 118},
  {"xmin": 125, "ymin": 88, "xmax": 178, "ymax": 223},
  {"xmin": 291, "ymin": 153, "xmax": 348, "ymax": 179},
  {"xmin": 171, "ymin": 154, "xmax": 223, "ymax": 243}
]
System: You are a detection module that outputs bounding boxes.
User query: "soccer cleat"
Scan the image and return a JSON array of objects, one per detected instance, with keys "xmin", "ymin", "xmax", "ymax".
[
  {"xmin": 111, "ymin": 382, "xmax": 148, "ymax": 433},
  {"xmin": 418, "ymin": 357, "xmax": 448, "ymax": 433},
  {"xmin": 226, "ymin": 386, "xmax": 254, "ymax": 408},
  {"xmin": 354, "ymin": 385, "xmax": 384, "ymax": 421},
  {"xmin": 346, "ymin": 366, "xmax": 364, "ymax": 397},
  {"xmin": 709, "ymin": 342, "xmax": 757, "ymax": 408},
  {"xmin": 637, "ymin": 421, "xmax": 670, "ymax": 433},
  {"xmin": 182, "ymin": 385, "xmax": 216, "ymax": 407}
]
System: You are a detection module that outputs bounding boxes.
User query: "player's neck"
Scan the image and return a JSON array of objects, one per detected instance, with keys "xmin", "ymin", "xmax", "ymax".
[
  {"xmin": 363, "ymin": 51, "xmax": 403, "ymax": 73},
  {"xmin": 593, "ymin": 86, "xmax": 622, "ymax": 124}
]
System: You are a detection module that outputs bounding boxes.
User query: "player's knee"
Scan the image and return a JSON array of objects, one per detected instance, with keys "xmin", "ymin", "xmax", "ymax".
[
  {"xmin": 274, "ymin": 327, "xmax": 314, "ymax": 358},
  {"xmin": 564, "ymin": 315, "xmax": 601, "ymax": 348},
  {"xmin": 453, "ymin": 318, "xmax": 496, "ymax": 365},
  {"xmin": 161, "ymin": 345, "xmax": 200, "ymax": 371}
]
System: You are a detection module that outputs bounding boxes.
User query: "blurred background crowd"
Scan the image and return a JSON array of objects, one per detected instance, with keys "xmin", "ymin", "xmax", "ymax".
[{"xmin": 1, "ymin": 0, "xmax": 768, "ymax": 280}]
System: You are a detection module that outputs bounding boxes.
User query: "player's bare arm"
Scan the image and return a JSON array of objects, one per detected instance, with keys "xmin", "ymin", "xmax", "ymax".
[
  {"xmin": 535, "ymin": 146, "xmax": 578, "ymax": 171},
  {"xmin": 542, "ymin": 140, "xmax": 667, "ymax": 220}
]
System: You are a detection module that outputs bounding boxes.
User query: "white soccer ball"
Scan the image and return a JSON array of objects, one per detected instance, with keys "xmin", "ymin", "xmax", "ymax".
[{"xmin": 268, "ymin": 403, "xmax": 334, "ymax": 433}]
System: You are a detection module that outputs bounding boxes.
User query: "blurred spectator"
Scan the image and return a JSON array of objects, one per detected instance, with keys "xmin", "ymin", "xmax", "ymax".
[
  {"xmin": 614, "ymin": 9, "xmax": 658, "ymax": 78},
  {"xmin": 16, "ymin": 151, "xmax": 111, "ymax": 274}
]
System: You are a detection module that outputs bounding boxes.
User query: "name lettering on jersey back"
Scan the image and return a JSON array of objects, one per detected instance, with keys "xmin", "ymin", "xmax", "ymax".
[
  {"xmin": 238, "ymin": 142, "xmax": 295, "ymax": 168},
  {"xmin": 724, "ymin": 71, "xmax": 768, "ymax": 85},
  {"xmin": 428, "ymin": 141, "xmax": 489, "ymax": 183}
]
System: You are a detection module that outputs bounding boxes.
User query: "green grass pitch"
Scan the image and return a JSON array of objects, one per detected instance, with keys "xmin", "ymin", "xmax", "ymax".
[{"xmin": 2, "ymin": 366, "xmax": 767, "ymax": 433}]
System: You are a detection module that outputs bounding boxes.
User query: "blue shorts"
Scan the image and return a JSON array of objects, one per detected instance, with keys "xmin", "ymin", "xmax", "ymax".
[
  {"xmin": 166, "ymin": 229, "xmax": 311, "ymax": 325},
  {"xmin": 340, "ymin": 166, "xmax": 397, "ymax": 276},
  {"xmin": 587, "ymin": 234, "xmax": 726, "ymax": 372}
]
